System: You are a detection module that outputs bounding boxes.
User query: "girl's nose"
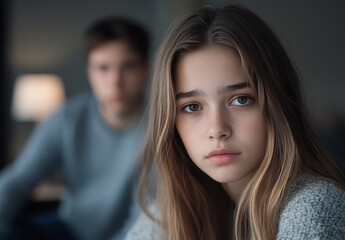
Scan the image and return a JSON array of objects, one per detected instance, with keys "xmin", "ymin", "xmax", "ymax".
[{"xmin": 207, "ymin": 108, "xmax": 231, "ymax": 140}]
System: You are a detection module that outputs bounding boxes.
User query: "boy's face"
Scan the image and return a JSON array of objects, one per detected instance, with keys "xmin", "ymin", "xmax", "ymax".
[{"xmin": 87, "ymin": 40, "xmax": 147, "ymax": 117}]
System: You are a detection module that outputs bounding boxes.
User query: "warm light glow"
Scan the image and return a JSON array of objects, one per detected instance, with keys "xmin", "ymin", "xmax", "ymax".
[{"xmin": 12, "ymin": 74, "xmax": 65, "ymax": 122}]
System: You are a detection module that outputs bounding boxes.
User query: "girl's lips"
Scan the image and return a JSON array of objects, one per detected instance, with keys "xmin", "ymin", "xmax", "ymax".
[
  {"xmin": 207, "ymin": 149, "xmax": 240, "ymax": 158},
  {"xmin": 206, "ymin": 149, "xmax": 241, "ymax": 165}
]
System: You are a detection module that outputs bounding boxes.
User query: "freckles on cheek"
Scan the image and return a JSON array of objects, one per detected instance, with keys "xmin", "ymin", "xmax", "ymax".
[
  {"xmin": 239, "ymin": 112, "xmax": 265, "ymax": 134},
  {"xmin": 176, "ymin": 119, "xmax": 192, "ymax": 144},
  {"xmin": 243, "ymin": 121, "xmax": 260, "ymax": 135},
  {"xmin": 176, "ymin": 124, "xmax": 188, "ymax": 142}
]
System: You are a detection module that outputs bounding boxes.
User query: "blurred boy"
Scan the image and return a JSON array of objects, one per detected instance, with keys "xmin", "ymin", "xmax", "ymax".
[{"xmin": 0, "ymin": 17, "xmax": 150, "ymax": 240}]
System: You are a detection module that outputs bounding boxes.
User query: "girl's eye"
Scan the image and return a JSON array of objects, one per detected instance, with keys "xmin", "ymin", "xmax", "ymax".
[
  {"xmin": 231, "ymin": 96, "xmax": 252, "ymax": 106},
  {"xmin": 182, "ymin": 104, "xmax": 202, "ymax": 113}
]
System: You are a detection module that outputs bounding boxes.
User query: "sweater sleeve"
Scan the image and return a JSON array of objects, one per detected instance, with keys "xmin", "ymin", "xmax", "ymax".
[
  {"xmin": 277, "ymin": 180, "xmax": 345, "ymax": 240},
  {"xmin": 0, "ymin": 108, "xmax": 64, "ymax": 234}
]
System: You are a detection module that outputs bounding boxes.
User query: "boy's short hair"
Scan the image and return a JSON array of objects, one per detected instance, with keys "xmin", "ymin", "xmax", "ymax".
[{"xmin": 84, "ymin": 17, "xmax": 150, "ymax": 61}]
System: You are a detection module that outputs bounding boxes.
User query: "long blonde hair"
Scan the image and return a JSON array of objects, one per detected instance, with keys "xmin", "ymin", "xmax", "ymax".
[{"xmin": 139, "ymin": 5, "xmax": 345, "ymax": 240}]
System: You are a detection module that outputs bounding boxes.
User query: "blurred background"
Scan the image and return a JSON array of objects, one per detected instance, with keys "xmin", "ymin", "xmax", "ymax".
[{"xmin": 0, "ymin": 0, "xmax": 344, "ymax": 203}]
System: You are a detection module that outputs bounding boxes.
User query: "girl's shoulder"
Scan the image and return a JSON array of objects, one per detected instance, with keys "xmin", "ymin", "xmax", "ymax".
[
  {"xmin": 283, "ymin": 173, "xmax": 345, "ymax": 205},
  {"xmin": 277, "ymin": 173, "xmax": 345, "ymax": 239}
]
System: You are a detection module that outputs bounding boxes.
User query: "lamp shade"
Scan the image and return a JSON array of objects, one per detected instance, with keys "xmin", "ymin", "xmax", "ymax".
[{"xmin": 11, "ymin": 74, "xmax": 65, "ymax": 122}]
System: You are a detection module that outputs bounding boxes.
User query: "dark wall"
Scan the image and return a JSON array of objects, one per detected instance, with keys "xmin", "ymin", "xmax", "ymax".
[{"xmin": 0, "ymin": 0, "xmax": 9, "ymax": 169}]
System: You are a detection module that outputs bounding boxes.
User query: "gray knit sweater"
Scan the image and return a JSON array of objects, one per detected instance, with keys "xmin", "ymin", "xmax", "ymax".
[{"xmin": 125, "ymin": 173, "xmax": 345, "ymax": 239}]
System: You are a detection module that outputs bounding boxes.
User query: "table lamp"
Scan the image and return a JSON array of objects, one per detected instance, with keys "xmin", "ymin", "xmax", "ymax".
[{"xmin": 11, "ymin": 74, "xmax": 65, "ymax": 122}]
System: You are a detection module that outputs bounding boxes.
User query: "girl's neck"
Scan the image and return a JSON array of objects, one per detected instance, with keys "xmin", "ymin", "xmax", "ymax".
[{"xmin": 222, "ymin": 173, "xmax": 253, "ymax": 203}]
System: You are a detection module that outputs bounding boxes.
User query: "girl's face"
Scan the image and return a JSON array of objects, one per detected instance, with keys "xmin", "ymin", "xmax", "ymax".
[{"xmin": 175, "ymin": 45, "xmax": 267, "ymax": 197}]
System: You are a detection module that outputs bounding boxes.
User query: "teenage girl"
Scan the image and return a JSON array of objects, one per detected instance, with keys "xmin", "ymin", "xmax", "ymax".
[{"xmin": 126, "ymin": 5, "xmax": 345, "ymax": 240}]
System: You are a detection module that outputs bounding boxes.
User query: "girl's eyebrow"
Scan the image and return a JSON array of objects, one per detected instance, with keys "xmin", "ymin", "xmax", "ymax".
[
  {"xmin": 176, "ymin": 90, "xmax": 204, "ymax": 100},
  {"xmin": 176, "ymin": 82, "xmax": 249, "ymax": 100},
  {"xmin": 221, "ymin": 82, "xmax": 249, "ymax": 93}
]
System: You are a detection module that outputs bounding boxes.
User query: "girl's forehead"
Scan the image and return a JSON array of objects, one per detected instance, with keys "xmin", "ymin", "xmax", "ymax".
[{"xmin": 174, "ymin": 46, "xmax": 245, "ymax": 88}]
